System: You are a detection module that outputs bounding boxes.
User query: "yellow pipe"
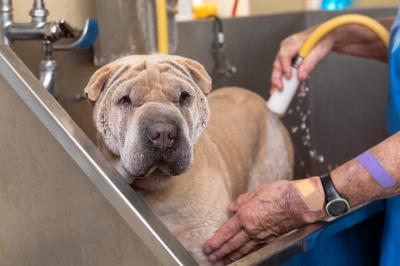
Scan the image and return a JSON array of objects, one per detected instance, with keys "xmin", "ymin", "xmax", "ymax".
[
  {"xmin": 299, "ymin": 14, "xmax": 390, "ymax": 58},
  {"xmin": 156, "ymin": 0, "xmax": 169, "ymax": 54}
]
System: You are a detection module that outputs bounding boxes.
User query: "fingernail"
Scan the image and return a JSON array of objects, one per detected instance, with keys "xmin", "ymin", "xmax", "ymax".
[
  {"xmin": 203, "ymin": 246, "xmax": 212, "ymax": 254},
  {"xmin": 208, "ymin": 254, "xmax": 217, "ymax": 263}
]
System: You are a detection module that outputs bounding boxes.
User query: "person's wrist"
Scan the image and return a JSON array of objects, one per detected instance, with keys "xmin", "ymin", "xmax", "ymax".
[{"xmin": 292, "ymin": 177, "xmax": 326, "ymax": 223}]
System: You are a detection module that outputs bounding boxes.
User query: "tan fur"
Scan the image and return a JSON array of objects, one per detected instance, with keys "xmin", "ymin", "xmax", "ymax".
[{"xmin": 85, "ymin": 55, "xmax": 294, "ymax": 265}]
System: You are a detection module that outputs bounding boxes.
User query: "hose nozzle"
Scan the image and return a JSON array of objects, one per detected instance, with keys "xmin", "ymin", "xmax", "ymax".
[{"xmin": 267, "ymin": 14, "xmax": 390, "ymax": 117}]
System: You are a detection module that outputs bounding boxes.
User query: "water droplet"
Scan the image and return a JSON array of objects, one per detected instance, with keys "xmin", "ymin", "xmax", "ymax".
[
  {"xmin": 286, "ymin": 89, "xmax": 328, "ymax": 172},
  {"xmin": 298, "ymin": 91, "xmax": 307, "ymax": 98}
]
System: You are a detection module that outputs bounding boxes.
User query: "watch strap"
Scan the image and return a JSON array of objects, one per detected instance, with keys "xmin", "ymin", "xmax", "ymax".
[{"xmin": 320, "ymin": 173, "xmax": 343, "ymax": 203}]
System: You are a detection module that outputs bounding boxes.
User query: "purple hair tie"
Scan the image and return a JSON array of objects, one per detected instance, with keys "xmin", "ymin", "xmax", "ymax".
[{"xmin": 356, "ymin": 151, "xmax": 397, "ymax": 189}]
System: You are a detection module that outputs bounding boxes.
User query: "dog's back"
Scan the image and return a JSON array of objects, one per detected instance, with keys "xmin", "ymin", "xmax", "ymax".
[{"xmin": 207, "ymin": 87, "xmax": 294, "ymax": 197}]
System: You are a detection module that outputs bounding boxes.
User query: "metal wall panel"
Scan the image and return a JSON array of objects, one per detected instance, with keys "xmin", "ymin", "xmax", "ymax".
[{"xmin": 0, "ymin": 67, "xmax": 161, "ymax": 266}]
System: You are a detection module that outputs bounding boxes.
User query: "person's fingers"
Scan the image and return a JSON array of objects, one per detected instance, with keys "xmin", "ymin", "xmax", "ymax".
[
  {"xmin": 203, "ymin": 216, "xmax": 241, "ymax": 255},
  {"xmin": 299, "ymin": 81, "xmax": 306, "ymax": 91},
  {"xmin": 228, "ymin": 192, "xmax": 255, "ymax": 213},
  {"xmin": 298, "ymin": 48, "xmax": 323, "ymax": 80},
  {"xmin": 277, "ymin": 51, "xmax": 292, "ymax": 80},
  {"xmin": 270, "ymin": 59, "xmax": 283, "ymax": 91},
  {"xmin": 297, "ymin": 36, "xmax": 333, "ymax": 80},
  {"xmin": 223, "ymin": 240, "xmax": 262, "ymax": 264},
  {"xmin": 223, "ymin": 234, "xmax": 276, "ymax": 264},
  {"xmin": 207, "ymin": 230, "xmax": 250, "ymax": 263}
]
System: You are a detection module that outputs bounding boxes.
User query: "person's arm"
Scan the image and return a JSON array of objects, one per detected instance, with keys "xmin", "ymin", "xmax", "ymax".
[
  {"xmin": 332, "ymin": 17, "xmax": 394, "ymax": 62},
  {"xmin": 203, "ymin": 132, "xmax": 400, "ymax": 264},
  {"xmin": 332, "ymin": 130, "xmax": 400, "ymax": 206},
  {"xmin": 271, "ymin": 17, "xmax": 394, "ymax": 91}
]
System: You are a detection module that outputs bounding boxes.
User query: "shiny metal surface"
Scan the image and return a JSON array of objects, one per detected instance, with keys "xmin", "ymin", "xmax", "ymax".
[
  {"xmin": 29, "ymin": 0, "xmax": 48, "ymax": 25},
  {"xmin": 94, "ymin": 0, "xmax": 178, "ymax": 65},
  {"xmin": 0, "ymin": 0, "xmax": 12, "ymax": 43},
  {"xmin": 39, "ymin": 58, "xmax": 57, "ymax": 94},
  {"xmin": 230, "ymin": 223, "xmax": 326, "ymax": 266},
  {"xmin": 0, "ymin": 0, "xmax": 97, "ymax": 93},
  {"xmin": 1, "ymin": 0, "xmax": 55, "ymax": 44},
  {"xmin": 0, "ymin": 45, "xmax": 197, "ymax": 265}
]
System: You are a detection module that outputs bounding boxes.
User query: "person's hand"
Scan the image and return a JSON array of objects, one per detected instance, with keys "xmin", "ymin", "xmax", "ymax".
[
  {"xmin": 203, "ymin": 178, "xmax": 325, "ymax": 264},
  {"xmin": 271, "ymin": 29, "xmax": 335, "ymax": 93}
]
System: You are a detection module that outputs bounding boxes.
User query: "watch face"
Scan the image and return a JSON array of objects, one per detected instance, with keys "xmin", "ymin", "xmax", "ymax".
[{"xmin": 326, "ymin": 199, "xmax": 350, "ymax": 217}]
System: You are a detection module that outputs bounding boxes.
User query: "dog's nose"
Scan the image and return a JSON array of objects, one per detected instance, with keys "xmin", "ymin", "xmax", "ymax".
[{"xmin": 147, "ymin": 123, "xmax": 178, "ymax": 150}]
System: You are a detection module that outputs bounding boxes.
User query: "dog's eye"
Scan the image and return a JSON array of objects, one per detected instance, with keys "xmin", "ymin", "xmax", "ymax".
[
  {"xmin": 118, "ymin": 95, "xmax": 131, "ymax": 105},
  {"xmin": 180, "ymin": 91, "xmax": 191, "ymax": 105}
]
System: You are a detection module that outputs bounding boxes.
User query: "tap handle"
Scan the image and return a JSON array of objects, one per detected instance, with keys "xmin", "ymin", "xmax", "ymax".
[
  {"xmin": 53, "ymin": 19, "xmax": 99, "ymax": 50},
  {"xmin": 58, "ymin": 19, "xmax": 77, "ymax": 38}
]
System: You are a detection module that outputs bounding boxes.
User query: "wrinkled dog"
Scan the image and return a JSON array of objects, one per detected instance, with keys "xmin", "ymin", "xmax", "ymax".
[{"xmin": 84, "ymin": 55, "xmax": 294, "ymax": 264}]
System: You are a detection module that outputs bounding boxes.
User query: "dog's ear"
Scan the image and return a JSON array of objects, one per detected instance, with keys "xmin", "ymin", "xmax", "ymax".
[
  {"xmin": 84, "ymin": 65, "xmax": 121, "ymax": 101},
  {"xmin": 180, "ymin": 59, "xmax": 212, "ymax": 95}
]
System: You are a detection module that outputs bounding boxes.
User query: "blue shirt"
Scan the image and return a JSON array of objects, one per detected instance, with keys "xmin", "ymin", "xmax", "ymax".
[{"xmin": 380, "ymin": 8, "xmax": 400, "ymax": 266}]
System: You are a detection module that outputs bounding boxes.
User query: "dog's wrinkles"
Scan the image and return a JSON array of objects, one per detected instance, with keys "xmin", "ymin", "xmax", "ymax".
[{"xmin": 85, "ymin": 54, "xmax": 294, "ymax": 265}]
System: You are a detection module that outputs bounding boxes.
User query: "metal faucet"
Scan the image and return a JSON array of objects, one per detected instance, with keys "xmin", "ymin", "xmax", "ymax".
[{"xmin": 0, "ymin": 0, "xmax": 98, "ymax": 94}]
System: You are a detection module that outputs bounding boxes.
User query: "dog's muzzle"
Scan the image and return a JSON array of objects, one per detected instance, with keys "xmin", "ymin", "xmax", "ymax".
[
  {"xmin": 121, "ymin": 111, "xmax": 192, "ymax": 178},
  {"xmin": 146, "ymin": 122, "xmax": 178, "ymax": 151}
]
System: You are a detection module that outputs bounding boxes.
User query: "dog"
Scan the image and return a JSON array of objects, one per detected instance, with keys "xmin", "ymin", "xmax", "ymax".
[{"xmin": 84, "ymin": 54, "xmax": 294, "ymax": 265}]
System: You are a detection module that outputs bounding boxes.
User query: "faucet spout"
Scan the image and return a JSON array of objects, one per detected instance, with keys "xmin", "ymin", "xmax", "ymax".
[{"xmin": 39, "ymin": 59, "xmax": 57, "ymax": 95}]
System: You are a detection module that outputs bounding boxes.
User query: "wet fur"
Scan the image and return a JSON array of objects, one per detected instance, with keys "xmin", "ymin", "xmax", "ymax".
[{"xmin": 85, "ymin": 55, "xmax": 294, "ymax": 265}]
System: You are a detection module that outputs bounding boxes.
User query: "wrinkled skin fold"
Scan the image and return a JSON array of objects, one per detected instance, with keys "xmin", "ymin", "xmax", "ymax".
[{"xmin": 85, "ymin": 54, "xmax": 294, "ymax": 265}]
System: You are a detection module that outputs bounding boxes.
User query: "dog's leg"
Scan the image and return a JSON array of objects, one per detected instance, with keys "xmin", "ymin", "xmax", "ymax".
[
  {"xmin": 172, "ymin": 223, "xmax": 226, "ymax": 265},
  {"xmin": 247, "ymin": 113, "xmax": 294, "ymax": 191}
]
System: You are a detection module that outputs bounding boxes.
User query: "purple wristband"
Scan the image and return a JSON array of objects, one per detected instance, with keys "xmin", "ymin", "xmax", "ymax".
[{"xmin": 356, "ymin": 151, "xmax": 397, "ymax": 189}]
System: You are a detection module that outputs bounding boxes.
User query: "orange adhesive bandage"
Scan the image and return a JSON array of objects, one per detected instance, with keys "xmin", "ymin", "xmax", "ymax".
[{"xmin": 293, "ymin": 179, "xmax": 324, "ymax": 211}]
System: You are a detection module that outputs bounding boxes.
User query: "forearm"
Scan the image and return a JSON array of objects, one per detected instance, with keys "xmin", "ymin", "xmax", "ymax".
[
  {"xmin": 331, "ymin": 132, "xmax": 400, "ymax": 207},
  {"xmin": 331, "ymin": 17, "xmax": 394, "ymax": 61}
]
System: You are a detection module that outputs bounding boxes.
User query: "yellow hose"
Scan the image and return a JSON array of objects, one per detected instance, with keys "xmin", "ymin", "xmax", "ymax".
[
  {"xmin": 156, "ymin": 0, "xmax": 169, "ymax": 54},
  {"xmin": 299, "ymin": 14, "xmax": 390, "ymax": 58}
]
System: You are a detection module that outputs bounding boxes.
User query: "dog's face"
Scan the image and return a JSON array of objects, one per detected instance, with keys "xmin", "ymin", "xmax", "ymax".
[{"xmin": 84, "ymin": 55, "xmax": 211, "ymax": 189}]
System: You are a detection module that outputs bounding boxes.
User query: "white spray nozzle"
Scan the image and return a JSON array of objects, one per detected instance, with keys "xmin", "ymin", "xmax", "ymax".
[{"xmin": 267, "ymin": 67, "xmax": 300, "ymax": 116}]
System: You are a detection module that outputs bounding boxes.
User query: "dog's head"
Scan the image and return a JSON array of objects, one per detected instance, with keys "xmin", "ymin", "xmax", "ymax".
[{"xmin": 84, "ymin": 55, "xmax": 211, "ymax": 189}]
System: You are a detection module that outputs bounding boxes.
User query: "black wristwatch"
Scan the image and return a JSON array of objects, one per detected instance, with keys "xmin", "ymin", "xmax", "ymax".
[{"xmin": 320, "ymin": 173, "xmax": 350, "ymax": 217}]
